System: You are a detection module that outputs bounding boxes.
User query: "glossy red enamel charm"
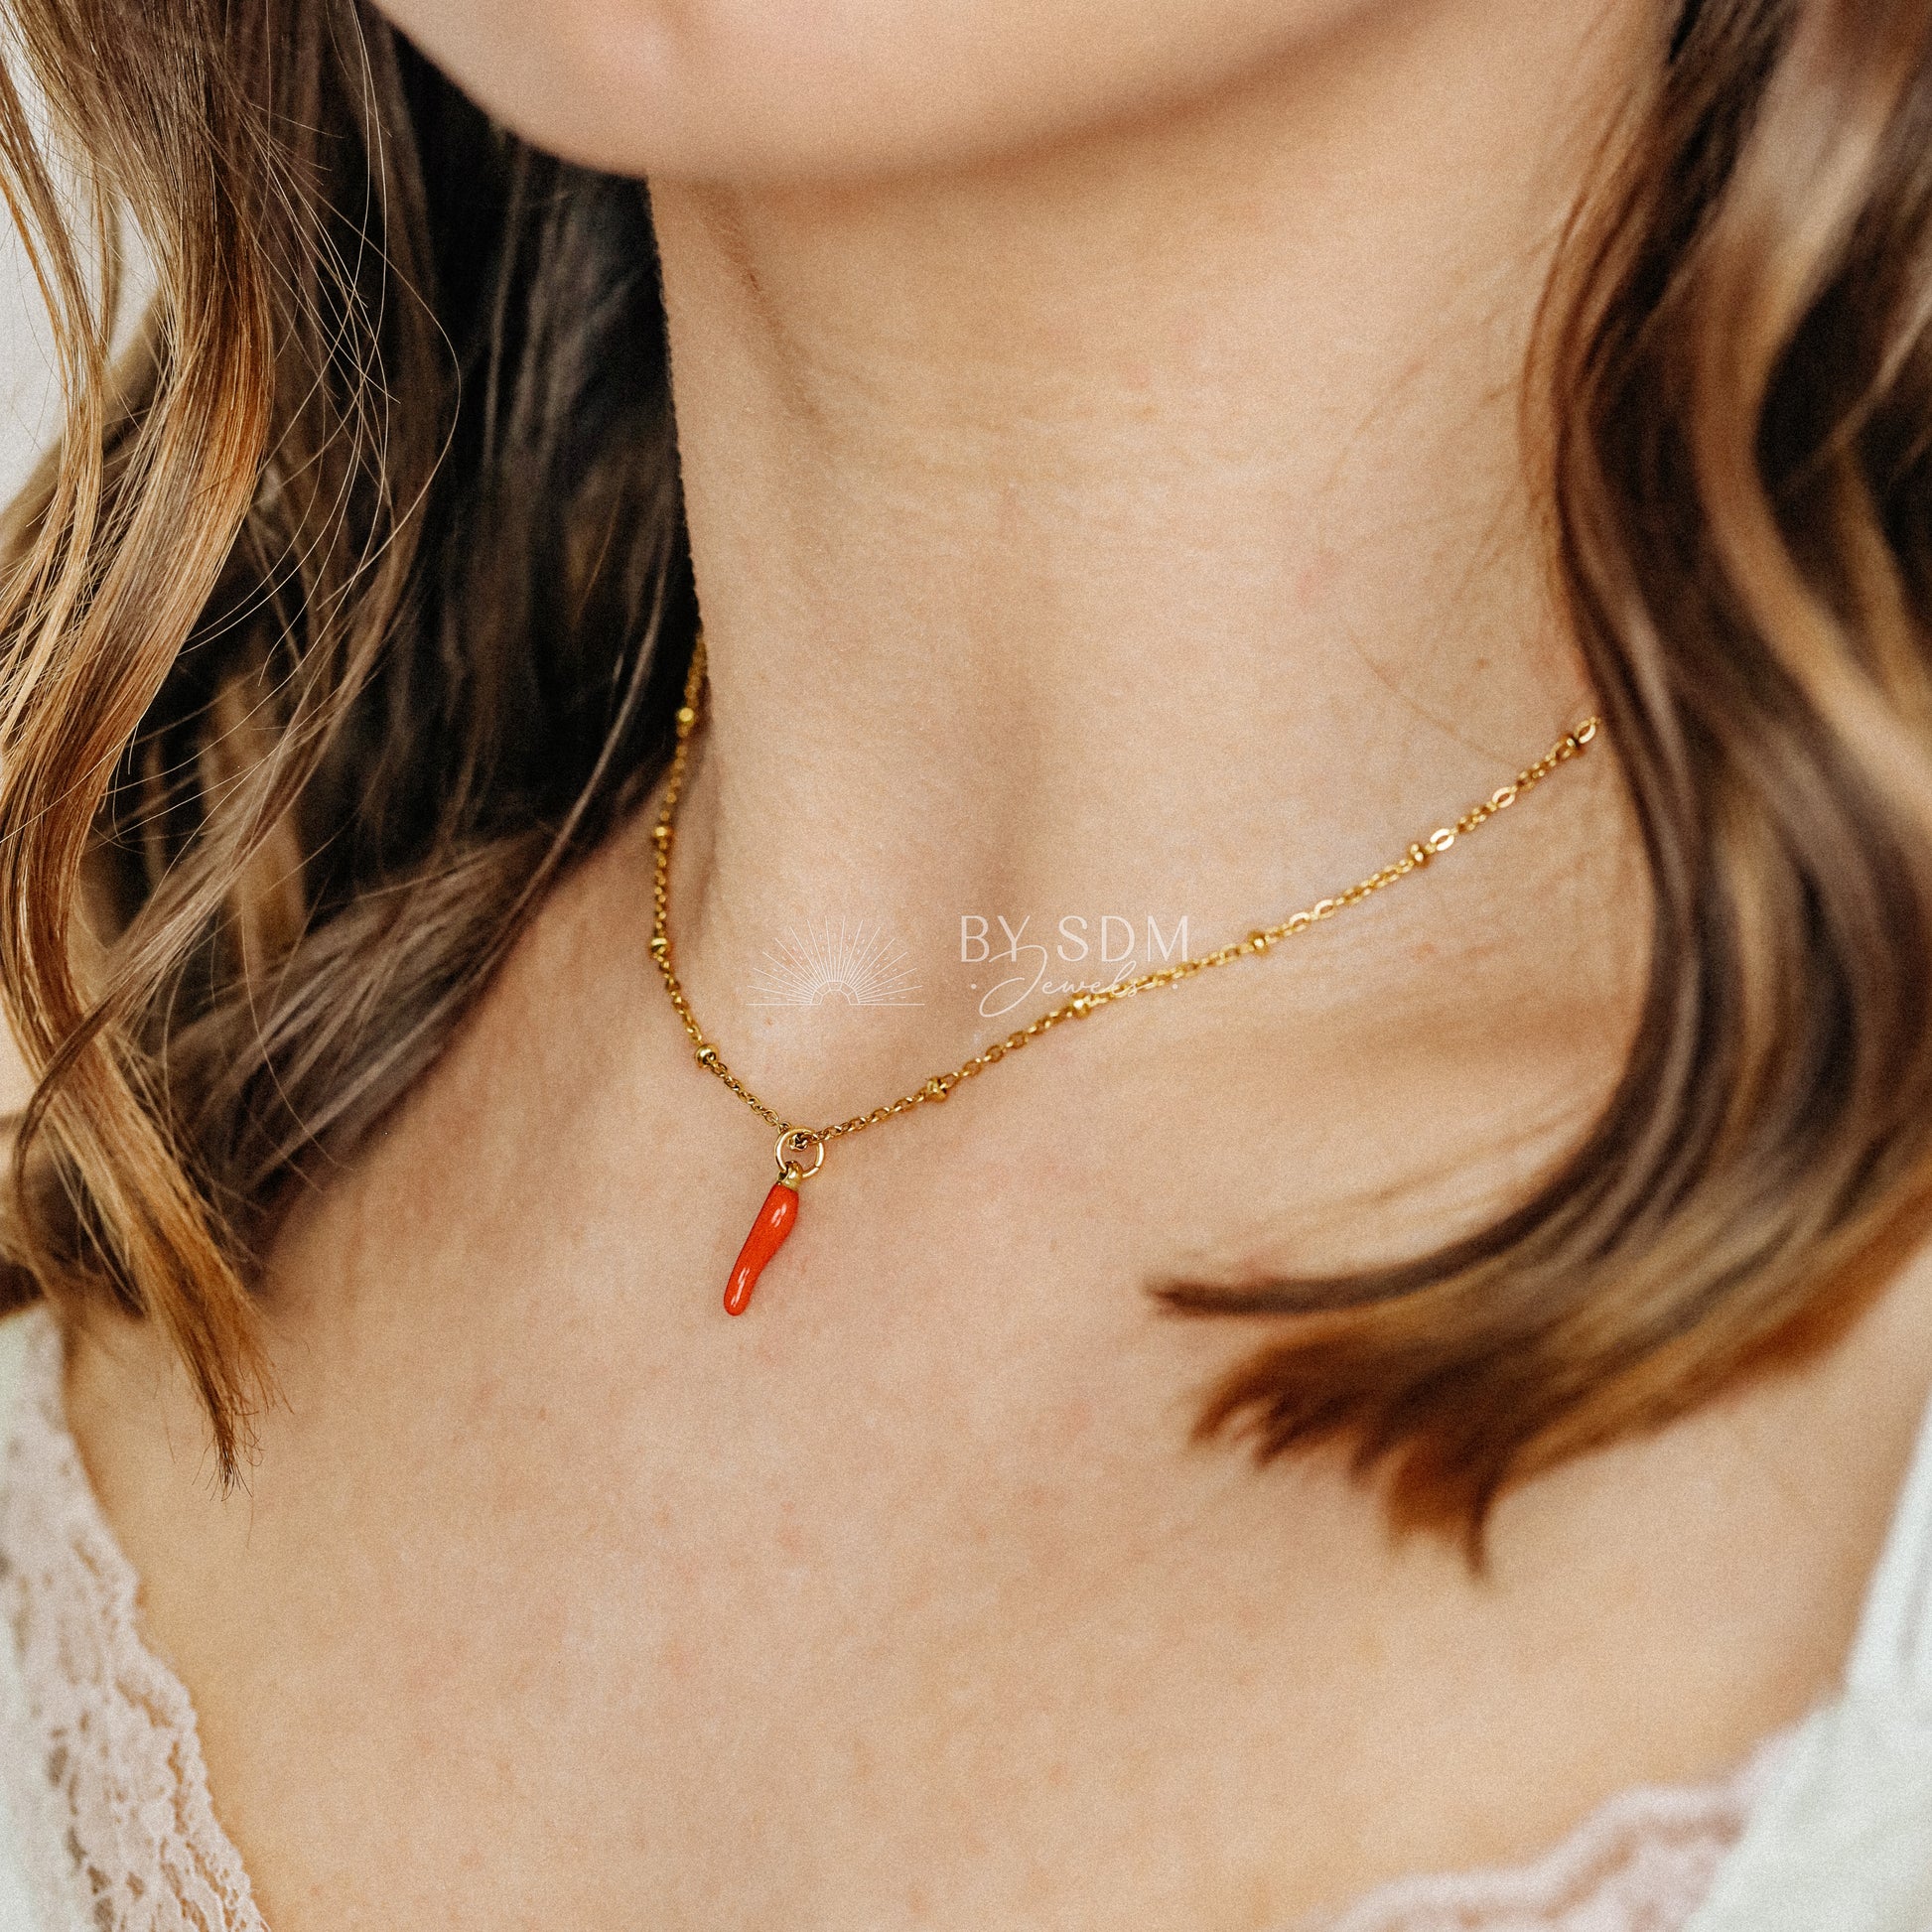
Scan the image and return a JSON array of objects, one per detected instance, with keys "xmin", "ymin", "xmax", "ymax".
[
  {"xmin": 723, "ymin": 1128, "xmax": 824, "ymax": 1316},
  {"xmin": 724, "ymin": 1179, "xmax": 799, "ymax": 1315}
]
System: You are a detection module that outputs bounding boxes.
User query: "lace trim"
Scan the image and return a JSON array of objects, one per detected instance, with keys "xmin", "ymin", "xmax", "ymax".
[
  {"xmin": 1311, "ymin": 1727, "xmax": 1793, "ymax": 1930},
  {"xmin": 0, "ymin": 1307, "xmax": 267, "ymax": 1932},
  {"xmin": 0, "ymin": 1301, "xmax": 1793, "ymax": 1932}
]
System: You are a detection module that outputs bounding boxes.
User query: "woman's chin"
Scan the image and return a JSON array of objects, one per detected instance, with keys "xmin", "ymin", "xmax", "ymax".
[{"xmin": 370, "ymin": 0, "xmax": 1358, "ymax": 185}]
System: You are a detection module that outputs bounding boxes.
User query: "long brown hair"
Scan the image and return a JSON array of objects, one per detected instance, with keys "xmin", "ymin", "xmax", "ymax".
[{"xmin": 1, "ymin": 0, "xmax": 1929, "ymax": 1540}]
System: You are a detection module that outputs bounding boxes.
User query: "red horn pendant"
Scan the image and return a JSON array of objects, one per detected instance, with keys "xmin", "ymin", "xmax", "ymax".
[
  {"xmin": 724, "ymin": 1178, "xmax": 799, "ymax": 1316},
  {"xmin": 723, "ymin": 1129, "xmax": 823, "ymax": 1316}
]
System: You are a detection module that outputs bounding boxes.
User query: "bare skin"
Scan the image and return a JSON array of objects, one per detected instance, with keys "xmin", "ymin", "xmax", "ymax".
[{"xmin": 56, "ymin": 0, "xmax": 1932, "ymax": 1925}]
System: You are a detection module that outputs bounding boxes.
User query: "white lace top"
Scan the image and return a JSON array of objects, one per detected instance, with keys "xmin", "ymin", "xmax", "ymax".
[{"xmin": 0, "ymin": 1301, "xmax": 1924, "ymax": 1932}]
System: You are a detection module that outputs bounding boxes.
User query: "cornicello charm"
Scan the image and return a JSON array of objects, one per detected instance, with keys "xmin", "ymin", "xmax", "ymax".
[{"xmin": 723, "ymin": 1128, "xmax": 823, "ymax": 1315}]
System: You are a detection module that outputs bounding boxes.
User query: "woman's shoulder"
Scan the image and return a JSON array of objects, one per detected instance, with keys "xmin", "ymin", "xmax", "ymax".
[
  {"xmin": 0, "ymin": 1304, "xmax": 71, "ymax": 1931},
  {"xmin": 1680, "ymin": 1360, "xmax": 1932, "ymax": 1930},
  {"xmin": 0, "ymin": 1303, "xmax": 262, "ymax": 1932}
]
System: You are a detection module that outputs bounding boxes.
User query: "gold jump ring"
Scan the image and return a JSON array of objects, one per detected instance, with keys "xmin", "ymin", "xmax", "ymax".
[{"xmin": 776, "ymin": 1127, "xmax": 825, "ymax": 1183}]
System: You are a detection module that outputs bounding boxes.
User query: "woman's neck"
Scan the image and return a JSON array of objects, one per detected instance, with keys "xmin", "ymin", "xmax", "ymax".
[{"xmin": 646, "ymin": 0, "xmax": 1652, "ymax": 1100}]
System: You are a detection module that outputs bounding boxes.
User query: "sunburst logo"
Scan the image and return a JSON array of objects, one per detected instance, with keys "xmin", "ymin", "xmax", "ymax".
[{"xmin": 745, "ymin": 920, "xmax": 924, "ymax": 1008}]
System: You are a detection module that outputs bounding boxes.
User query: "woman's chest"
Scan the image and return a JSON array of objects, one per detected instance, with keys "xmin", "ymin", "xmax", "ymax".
[{"xmin": 59, "ymin": 1179, "xmax": 1919, "ymax": 1932}]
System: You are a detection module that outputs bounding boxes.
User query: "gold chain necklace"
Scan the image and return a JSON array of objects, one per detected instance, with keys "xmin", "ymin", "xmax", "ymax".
[{"xmin": 650, "ymin": 632, "xmax": 1600, "ymax": 1316}]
